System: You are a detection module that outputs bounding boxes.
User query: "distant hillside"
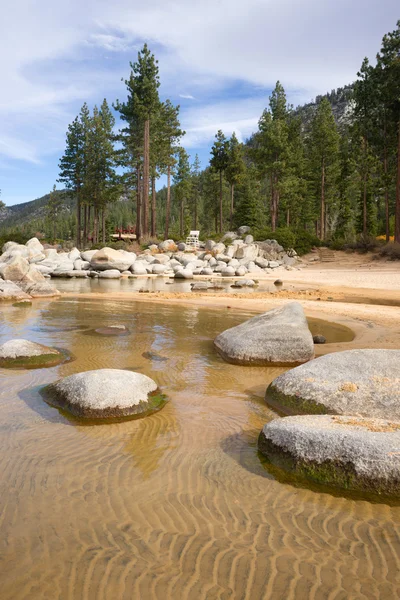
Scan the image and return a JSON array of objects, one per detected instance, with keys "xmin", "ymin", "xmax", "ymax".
[
  {"xmin": 0, "ymin": 190, "xmax": 74, "ymax": 229},
  {"xmin": 295, "ymin": 84, "xmax": 354, "ymax": 132}
]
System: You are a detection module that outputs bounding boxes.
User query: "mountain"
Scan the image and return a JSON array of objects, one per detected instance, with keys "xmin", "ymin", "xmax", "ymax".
[{"xmin": 0, "ymin": 190, "xmax": 74, "ymax": 229}]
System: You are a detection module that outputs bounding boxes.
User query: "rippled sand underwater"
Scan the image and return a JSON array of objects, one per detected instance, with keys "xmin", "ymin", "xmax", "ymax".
[{"xmin": 0, "ymin": 297, "xmax": 399, "ymax": 600}]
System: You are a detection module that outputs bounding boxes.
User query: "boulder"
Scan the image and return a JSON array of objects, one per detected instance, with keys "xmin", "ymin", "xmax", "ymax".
[
  {"xmin": 0, "ymin": 255, "xmax": 29, "ymax": 282},
  {"xmin": 152, "ymin": 264, "xmax": 168, "ymax": 275},
  {"xmin": 0, "ymin": 280, "xmax": 32, "ymax": 301},
  {"xmin": 214, "ymin": 302, "xmax": 314, "ymax": 366},
  {"xmin": 205, "ymin": 239, "xmax": 216, "ymax": 251},
  {"xmin": 235, "ymin": 265, "xmax": 248, "ymax": 277},
  {"xmin": 174, "ymin": 269, "xmax": 193, "ymax": 279},
  {"xmin": 81, "ymin": 250, "xmax": 97, "ymax": 262},
  {"xmin": 24, "ymin": 281, "xmax": 60, "ymax": 297},
  {"xmin": 237, "ymin": 226, "xmax": 251, "ymax": 236},
  {"xmin": 258, "ymin": 414, "xmax": 400, "ymax": 497},
  {"xmin": 40, "ymin": 369, "xmax": 166, "ymax": 419},
  {"xmin": 266, "ymin": 349, "xmax": 400, "ymax": 419},
  {"xmin": 244, "ymin": 235, "xmax": 254, "ymax": 244},
  {"xmin": 68, "ymin": 248, "xmax": 81, "ymax": 262},
  {"xmin": 98, "ymin": 270, "xmax": 121, "ymax": 279},
  {"xmin": 131, "ymin": 262, "xmax": 148, "ymax": 275},
  {"xmin": 0, "ymin": 339, "xmax": 64, "ymax": 368},
  {"xmin": 211, "ymin": 242, "xmax": 226, "ymax": 256},
  {"xmin": 158, "ymin": 239, "xmax": 177, "ymax": 252},
  {"xmin": 313, "ymin": 335, "xmax": 326, "ymax": 344},
  {"xmin": 235, "ymin": 244, "xmax": 259, "ymax": 261},
  {"xmin": 221, "ymin": 266, "xmax": 235, "ymax": 277},
  {"xmin": 177, "ymin": 242, "xmax": 186, "ymax": 251},
  {"xmin": 90, "ymin": 247, "xmax": 135, "ymax": 271}
]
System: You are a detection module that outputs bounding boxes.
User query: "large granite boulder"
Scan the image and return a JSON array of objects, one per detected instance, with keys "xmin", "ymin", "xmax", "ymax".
[
  {"xmin": 214, "ymin": 302, "xmax": 314, "ymax": 366},
  {"xmin": 0, "ymin": 280, "xmax": 32, "ymax": 301},
  {"xmin": 258, "ymin": 414, "xmax": 400, "ymax": 497},
  {"xmin": 0, "ymin": 255, "xmax": 29, "ymax": 281},
  {"xmin": 266, "ymin": 349, "xmax": 400, "ymax": 419},
  {"xmin": 90, "ymin": 247, "xmax": 136, "ymax": 271},
  {"xmin": 158, "ymin": 239, "xmax": 177, "ymax": 252},
  {"xmin": 40, "ymin": 369, "xmax": 166, "ymax": 419},
  {"xmin": 0, "ymin": 339, "xmax": 64, "ymax": 368}
]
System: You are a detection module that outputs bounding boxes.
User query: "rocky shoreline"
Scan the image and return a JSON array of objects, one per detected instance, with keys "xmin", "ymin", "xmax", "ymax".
[{"xmin": 0, "ymin": 230, "xmax": 304, "ymax": 300}]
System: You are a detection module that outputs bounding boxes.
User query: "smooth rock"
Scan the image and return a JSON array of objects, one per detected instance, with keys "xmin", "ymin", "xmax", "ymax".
[
  {"xmin": 258, "ymin": 414, "xmax": 400, "ymax": 497},
  {"xmin": 237, "ymin": 226, "xmax": 251, "ymax": 236},
  {"xmin": 0, "ymin": 339, "xmax": 63, "ymax": 368},
  {"xmin": 266, "ymin": 349, "xmax": 400, "ymax": 419},
  {"xmin": 0, "ymin": 280, "xmax": 32, "ymax": 301},
  {"xmin": 214, "ymin": 302, "xmax": 314, "ymax": 366},
  {"xmin": 91, "ymin": 247, "xmax": 135, "ymax": 271},
  {"xmin": 313, "ymin": 335, "xmax": 326, "ymax": 344},
  {"xmin": 98, "ymin": 270, "xmax": 121, "ymax": 279},
  {"xmin": 41, "ymin": 369, "xmax": 165, "ymax": 419}
]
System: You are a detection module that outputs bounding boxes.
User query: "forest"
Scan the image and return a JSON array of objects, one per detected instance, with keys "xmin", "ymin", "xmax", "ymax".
[{"xmin": 1, "ymin": 20, "xmax": 399, "ymax": 253}]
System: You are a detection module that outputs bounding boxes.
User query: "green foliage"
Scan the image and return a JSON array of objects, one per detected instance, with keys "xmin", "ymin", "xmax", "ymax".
[{"xmin": 252, "ymin": 227, "xmax": 320, "ymax": 255}]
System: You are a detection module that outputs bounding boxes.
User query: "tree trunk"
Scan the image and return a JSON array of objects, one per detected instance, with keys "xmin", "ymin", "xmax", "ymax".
[
  {"xmin": 270, "ymin": 175, "xmax": 275, "ymax": 232},
  {"xmin": 83, "ymin": 205, "xmax": 87, "ymax": 245},
  {"xmin": 102, "ymin": 209, "xmax": 106, "ymax": 245},
  {"xmin": 395, "ymin": 120, "xmax": 400, "ymax": 244},
  {"xmin": 180, "ymin": 199, "xmax": 184, "ymax": 238},
  {"xmin": 136, "ymin": 164, "xmax": 141, "ymax": 242},
  {"xmin": 151, "ymin": 176, "xmax": 156, "ymax": 238},
  {"xmin": 383, "ymin": 118, "xmax": 390, "ymax": 242},
  {"xmin": 219, "ymin": 170, "xmax": 223, "ymax": 233},
  {"xmin": 143, "ymin": 119, "xmax": 150, "ymax": 236},
  {"xmin": 93, "ymin": 208, "xmax": 98, "ymax": 245},
  {"xmin": 194, "ymin": 187, "xmax": 198, "ymax": 230},
  {"xmin": 230, "ymin": 184, "xmax": 234, "ymax": 229},
  {"xmin": 76, "ymin": 187, "xmax": 81, "ymax": 248},
  {"xmin": 88, "ymin": 205, "xmax": 91, "ymax": 243},
  {"xmin": 362, "ymin": 137, "xmax": 368, "ymax": 237},
  {"xmin": 165, "ymin": 165, "xmax": 171, "ymax": 239},
  {"xmin": 286, "ymin": 208, "xmax": 290, "ymax": 227},
  {"xmin": 320, "ymin": 158, "xmax": 325, "ymax": 241}
]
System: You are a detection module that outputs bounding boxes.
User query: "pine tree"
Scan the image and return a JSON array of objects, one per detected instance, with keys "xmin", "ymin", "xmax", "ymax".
[
  {"xmin": 308, "ymin": 98, "xmax": 340, "ymax": 240},
  {"xmin": 46, "ymin": 185, "xmax": 63, "ymax": 240},
  {"xmin": 173, "ymin": 148, "xmax": 191, "ymax": 237},
  {"xmin": 225, "ymin": 133, "xmax": 246, "ymax": 228},
  {"xmin": 115, "ymin": 44, "xmax": 160, "ymax": 238},
  {"xmin": 58, "ymin": 105, "xmax": 87, "ymax": 247},
  {"xmin": 376, "ymin": 21, "xmax": 400, "ymax": 243},
  {"xmin": 255, "ymin": 82, "xmax": 290, "ymax": 231},
  {"xmin": 210, "ymin": 130, "xmax": 229, "ymax": 232},
  {"xmin": 234, "ymin": 168, "xmax": 263, "ymax": 229},
  {"xmin": 156, "ymin": 100, "xmax": 184, "ymax": 238},
  {"xmin": 190, "ymin": 154, "xmax": 201, "ymax": 230}
]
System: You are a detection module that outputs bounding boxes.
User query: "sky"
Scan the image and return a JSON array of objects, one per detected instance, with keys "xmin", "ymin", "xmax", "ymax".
[{"xmin": 0, "ymin": 0, "xmax": 398, "ymax": 206}]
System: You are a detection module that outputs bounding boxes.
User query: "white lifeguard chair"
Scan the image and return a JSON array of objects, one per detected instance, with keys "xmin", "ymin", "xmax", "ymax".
[{"xmin": 186, "ymin": 230, "xmax": 200, "ymax": 250}]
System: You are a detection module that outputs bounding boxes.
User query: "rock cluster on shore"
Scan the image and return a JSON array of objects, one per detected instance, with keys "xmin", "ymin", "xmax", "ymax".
[
  {"xmin": 259, "ymin": 349, "xmax": 400, "ymax": 497},
  {"xmin": 0, "ymin": 230, "xmax": 302, "ymax": 300}
]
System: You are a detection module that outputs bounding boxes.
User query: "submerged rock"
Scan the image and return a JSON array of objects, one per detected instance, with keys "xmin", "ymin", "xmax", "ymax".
[
  {"xmin": 214, "ymin": 302, "xmax": 314, "ymax": 366},
  {"xmin": 313, "ymin": 334, "xmax": 326, "ymax": 344},
  {"xmin": 258, "ymin": 414, "xmax": 400, "ymax": 497},
  {"xmin": 266, "ymin": 349, "xmax": 400, "ymax": 419},
  {"xmin": 94, "ymin": 325, "xmax": 129, "ymax": 336},
  {"xmin": 41, "ymin": 369, "xmax": 166, "ymax": 419},
  {"xmin": 0, "ymin": 339, "xmax": 64, "ymax": 368}
]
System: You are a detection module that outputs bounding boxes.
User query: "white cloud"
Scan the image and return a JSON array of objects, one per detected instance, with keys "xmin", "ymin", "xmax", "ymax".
[{"xmin": 0, "ymin": 0, "xmax": 399, "ymax": 193}]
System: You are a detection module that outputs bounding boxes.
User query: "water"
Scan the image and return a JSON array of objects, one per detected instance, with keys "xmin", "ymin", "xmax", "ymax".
[{"xmin": 0, "ymin": 298, "xmax": 398, "ymax": 599}]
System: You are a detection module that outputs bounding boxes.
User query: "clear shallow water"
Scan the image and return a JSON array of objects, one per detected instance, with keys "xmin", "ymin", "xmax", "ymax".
[{"xmin": 0, "ymin": 298, "xmax": 398, "ymax": 599}]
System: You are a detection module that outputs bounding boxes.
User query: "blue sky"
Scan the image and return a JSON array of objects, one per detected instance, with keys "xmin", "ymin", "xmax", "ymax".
[{"xmin": 1, "ymin": 0, "xmax": 399, "ymax": 206}]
